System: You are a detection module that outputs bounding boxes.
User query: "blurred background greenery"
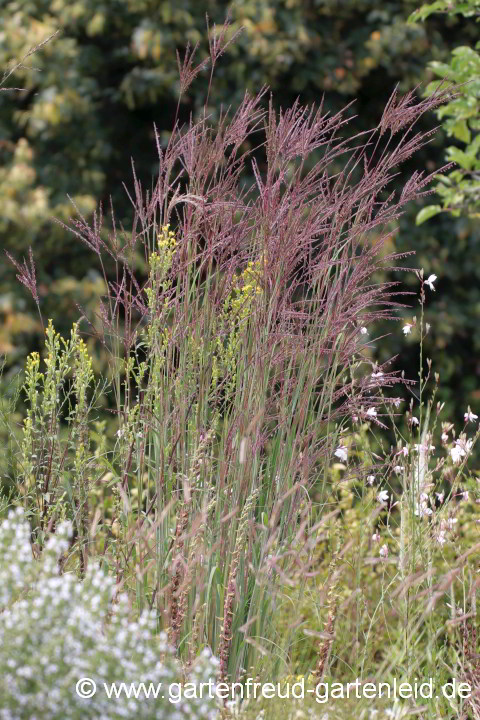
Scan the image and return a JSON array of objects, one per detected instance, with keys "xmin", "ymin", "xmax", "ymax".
[{"xmin": 1, "ymin": 0, "xmax": 479, "ymax": 429}]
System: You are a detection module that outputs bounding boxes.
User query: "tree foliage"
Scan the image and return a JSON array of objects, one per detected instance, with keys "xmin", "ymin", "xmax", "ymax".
[{"xmin": 410, "ymin": 1, "xmax": 480, "ymax": 220}]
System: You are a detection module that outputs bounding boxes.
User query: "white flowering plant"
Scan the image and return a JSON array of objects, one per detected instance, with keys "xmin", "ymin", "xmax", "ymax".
[
  {"xmin": 280, "ymin": 267, "xmax": 480, "ymax": 718},
  {"xmin": 0, "ymin": 508, "xmax": 219, "ymax": 720}
]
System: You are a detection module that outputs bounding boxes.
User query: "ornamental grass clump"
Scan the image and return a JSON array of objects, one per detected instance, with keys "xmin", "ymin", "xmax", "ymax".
[
  {"xmin": 5, "ymin": 23, "xmax": 459, "ymax": 687},
  {"xmin": 0, "ymin": 507, "xmax": 219, "ymax": 720}
]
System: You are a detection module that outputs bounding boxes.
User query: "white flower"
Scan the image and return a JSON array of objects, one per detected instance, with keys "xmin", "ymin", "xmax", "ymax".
[
  {"xmin": 464, "ymin": 407, "xmax": 478, "ymax": 423},
  {"xmin": 450, "ymin": 443, "xmax": 465, "ymax": 464},
  {"xmin": 403, "ymin": 323, "xmax": 413, "ymax": 335},
  {"xmin": 334, "ymin": 445, "xmax": 348, "ymax": 462},
  {"xmin": 393, "ymin": 465, "xmax": 403, "ymax": 475},
  {"xmin": 425, "ymin": 274, "xmax": 437, "ymax": 291},
  {"xmin": 377, "ymin": 489, "xmax": 389, "ymax": 504},
  {"xmin": 396, "ymin": 445, "xmax": 409, "ymax": 457},
  {"xmin": 435, "ymin": 491, "xmax": 444, "ymax": 503},
  {"xmin": 367, "ymin": 475, "xmax": 375, "ymax": 485},
  {"xmin": 379, "ymin": 544, "xmax": 388, "ymax": 558},
  {"xmin": 447, "ymin": 518, "xmax": 458, "ymax": 530},
  {"xmin": 410, "ymin": 416, "xmax": 419, "ymax": 426},
  {"xmin": 441, "ymin": 432, "xmax": 449, "ymax": 443},
  {"xmin": 452, "ymin": 436, "xmax": 473, "ymax": 460},
  {"xmin": 372, "ymin": 532, "xmax": 381, "ymax": 543},
  {"xmin": 393, "ymin": 398, "xmax": 402, "ymax": 408},
  {"xmin": 371, "ymin": 371, "xmax": 384, "ymax": 378},
  {"xmin": 415, "ymin": 497, "xmax": 433, "ymax": 517},
  {"xmin": 462, "ymin": 490, "xmax": 469, "ymax": 502},
  {"xmin": 437, "ymin": 530, "xmax": 446, "ymax": 546},
  {"xmin": 426, "ymin": 323, "xmax": 431, "ymax": 333},
  {"xmin": 360, "ymin": 326, "xmax": 368, "ymax": 335},
  {"xmin": 366, "ymin": 407, "xmax": 377, "ymax": 418}
]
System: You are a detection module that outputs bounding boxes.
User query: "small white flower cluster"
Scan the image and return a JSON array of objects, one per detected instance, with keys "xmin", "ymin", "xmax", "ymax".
[
  {"xmin": 335, "ymin": 375, "xmax": 478, "ymax": 559},
  {"xmin": 0, "ymin": 509, "xmax": 219, "ymax": 720},
  {"xmin": 414, "ymin": 492, "xmax": 433, "ymax": 519},
  {"xmin": 435, "ymin": 517, "xmax": 458, "ymax": 547},
  {"xmin": 450, "ymin": 435, "xmax": 474, "ymax": 465}
]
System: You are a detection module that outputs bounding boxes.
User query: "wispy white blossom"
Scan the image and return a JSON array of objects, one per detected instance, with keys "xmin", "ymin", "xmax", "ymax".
[
  {"xmin": 415, "ymin": 492, "xmax": 433, "ymax": 518},
  {"xmin": 464, "ymin": 407, "xmax": 478, "ymax": 423},
  {"xmin": 450, "ymin": 437, "xmax": 473, "ymax": 464},
  {"xmin": 377, "ymin": 489, "xmax": 389, "ymax": 504},
  {"xmin": 334, "ymin": 445, "xmax": 348, "ymax": 462},
  {"xmin": 425, "ymin": 274, "xmax": 437, "ymax": 291},
  {"xmin": 450, "ymin": 444, "xmax": 464, "ymax": 464}
]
